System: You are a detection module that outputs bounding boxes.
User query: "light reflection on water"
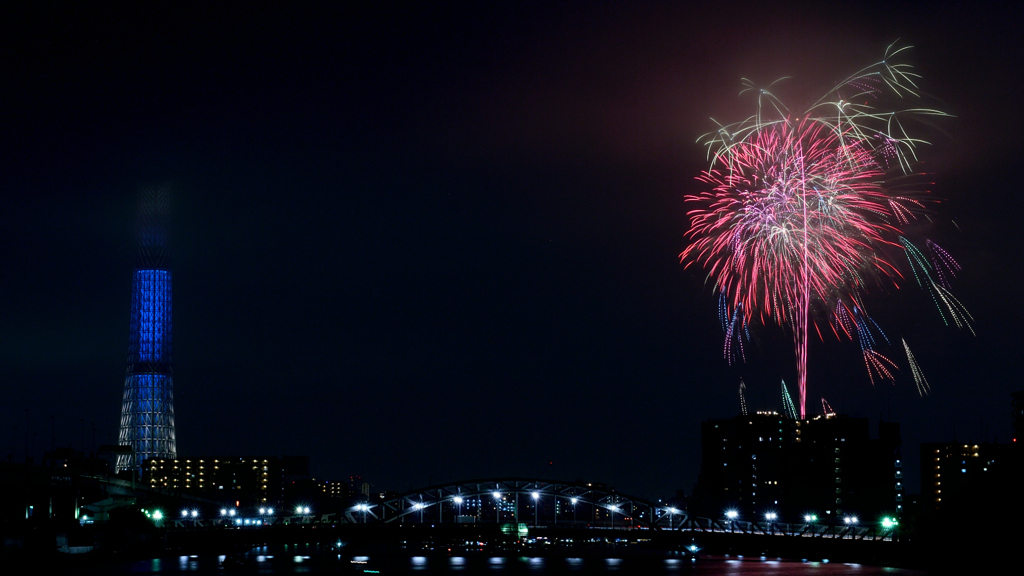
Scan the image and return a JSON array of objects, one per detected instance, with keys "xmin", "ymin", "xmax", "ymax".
[{"xmin": 72, "ymin": 549, "xmax": 924, "ymax": 575}]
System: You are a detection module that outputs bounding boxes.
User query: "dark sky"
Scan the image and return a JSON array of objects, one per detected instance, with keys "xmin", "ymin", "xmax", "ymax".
[{"xmin": 2, "ymin": 2, "xmax": 1022, "ymax": 500}]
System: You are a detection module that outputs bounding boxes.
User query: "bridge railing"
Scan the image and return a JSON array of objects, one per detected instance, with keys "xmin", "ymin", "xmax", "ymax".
[
  {"xmin": 676, "ymin": 517, "xmax": 895, "ymax": 541},
  {"xmin": 367, "ymin": 478, "xmax": 685, "ymax": 530}
]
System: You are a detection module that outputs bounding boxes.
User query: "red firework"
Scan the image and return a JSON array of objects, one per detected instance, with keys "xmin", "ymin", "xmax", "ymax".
[{"xmin": 680, "ymin": 45, "xmax": 967, "ymax": 417}]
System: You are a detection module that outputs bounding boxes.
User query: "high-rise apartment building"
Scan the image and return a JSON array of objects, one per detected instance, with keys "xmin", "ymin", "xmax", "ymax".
[{"xmin": 693, "ymin": 412, "xmax": 902, "ymax": 522}]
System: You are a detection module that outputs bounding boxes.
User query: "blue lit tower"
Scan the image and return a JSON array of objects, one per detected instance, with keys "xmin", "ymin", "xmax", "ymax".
[{"xmin": 116, "ymin": 188, "xmax": 176, "ymax": 473}]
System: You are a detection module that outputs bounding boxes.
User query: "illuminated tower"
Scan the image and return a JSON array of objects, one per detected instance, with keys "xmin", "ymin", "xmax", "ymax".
[{"xmin": 116, "ymin": 188, "xmax": 176, "ymax": 472}]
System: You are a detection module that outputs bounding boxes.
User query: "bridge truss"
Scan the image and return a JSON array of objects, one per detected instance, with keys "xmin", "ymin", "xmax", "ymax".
[
  {"xmin": 349, "ymin": 478, "xmax": 686, "ymax": 529},
  {"xmin": 337, "ymin": 477, "xmax": 897, "ymax": 542}
]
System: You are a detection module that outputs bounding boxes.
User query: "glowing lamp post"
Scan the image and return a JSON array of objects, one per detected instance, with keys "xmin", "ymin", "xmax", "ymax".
[
  {"xmin": 725, "ymin": 509, "xmax": 738, "ymax": 532},
  {"xmin": 354, "ymin": 504, "xmax": 370, "ymax": 524},
  {"xmin": 531, "ymin": 492, "xmax": 540, "ymax": 526},
  {"xmin": 257, "ymin": 507, "xmax": 272, "ymax": 526}
]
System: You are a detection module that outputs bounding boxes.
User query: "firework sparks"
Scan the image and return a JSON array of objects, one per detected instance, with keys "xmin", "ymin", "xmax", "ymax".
[
  {"xmin": 902, "ymin": 338, "xmax": 931, "ymax": 397},
  {"xmin": 681, "ymin": 43, "xmax": 968, "ymax": 417},
  {"xmin": 720, "ymin": 295, "xmax": 749, "ymax": 364},
  {"xmin": 902, "ymin": 238, "xmax": 975, "ymax": 335},
  {"xmin": 781, "ymin": 379, "xmax": 798, "ymax": 420}
]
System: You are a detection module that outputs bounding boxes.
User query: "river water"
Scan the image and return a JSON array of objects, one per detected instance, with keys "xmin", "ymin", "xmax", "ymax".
[{"xmin": 61, "ymin": 547, "xmax": 923, "ymax": 575}]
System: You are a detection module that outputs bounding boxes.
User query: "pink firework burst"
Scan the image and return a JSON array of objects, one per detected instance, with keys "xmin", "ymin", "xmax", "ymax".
[{"xmin": 681, "ymin": 43, "xmax": 968, "ymax": 417}]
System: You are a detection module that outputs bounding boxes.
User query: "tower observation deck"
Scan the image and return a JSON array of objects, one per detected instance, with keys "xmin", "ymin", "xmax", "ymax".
[{"xmin": 116, "ymin": 188, "xmax": 176, "ymax": 473}]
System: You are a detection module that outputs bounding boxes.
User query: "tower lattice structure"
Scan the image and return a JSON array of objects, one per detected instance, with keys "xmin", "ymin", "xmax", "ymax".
[{"xmin": 117, "ymin": 188, "xmax": 176, "ymax": 473}]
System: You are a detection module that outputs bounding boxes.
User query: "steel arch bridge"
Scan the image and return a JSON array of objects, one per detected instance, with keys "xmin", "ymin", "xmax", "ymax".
[{"xmin": 345, "ymin": 478, "xmax": 687, "ymax": 530}]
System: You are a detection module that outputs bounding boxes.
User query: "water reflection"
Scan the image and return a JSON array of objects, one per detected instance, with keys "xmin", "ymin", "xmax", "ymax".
[{"xmin": 85, "ymin": 547, "xmax": 925, "ymax": 575}]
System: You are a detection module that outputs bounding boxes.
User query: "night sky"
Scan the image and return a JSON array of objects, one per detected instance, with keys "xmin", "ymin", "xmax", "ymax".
[{"xmin": 2, "ymin": 2, "xmax": 1022, "ymax": 500}]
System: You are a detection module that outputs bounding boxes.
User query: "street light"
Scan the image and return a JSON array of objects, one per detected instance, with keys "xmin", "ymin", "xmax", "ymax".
[
  {"xmin": 531, "ymin": 492, "xmax": 540, "ymax": 526},
  {"xmin": 724, "ymin": 509, "xmax": 738, "ymax": 532},
  {"xmin": 667, "ymin": 507, "xmax": 679, "ymax": 530},
  {"xmin": 354, "ymin": 503, "xmax": 370, "ymax": 523},
  {"xmin": 453, "ymin": 496, "xmax": 463, "ymax": 521},
  {"xmin": 493, "ymin": 492, "xmax": 502, "ymax": 524},
  {"xmin": 255, "ymin": 507, "xmax": 273, "ymax": 526},
  {"xmin": 764, "ymin": 511, "xmax": 777, "ymax": 533},
  {"xmin": 571, "ymin": 497, "xmax": 578, "ymax": 525}
]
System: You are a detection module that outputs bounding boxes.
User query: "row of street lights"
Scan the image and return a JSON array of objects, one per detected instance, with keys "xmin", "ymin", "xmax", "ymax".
[
  {"xmin": 722, "ymin": 508, "xmax": 898, "ymax": 529},
  {"xmin": 395, "ymin": 492, "xmax": 685, "ymax": 528},
  {"xmin": 214, "ymin": 506, "xmax": 309, "ymax": 517},
  {"xmin": 143, "ymin": 504, "xmax": 319, "ymax": 527}
]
